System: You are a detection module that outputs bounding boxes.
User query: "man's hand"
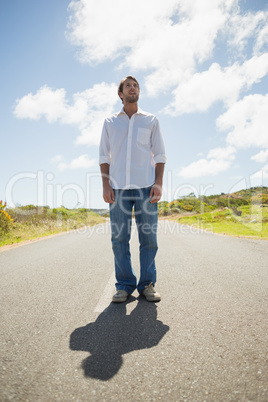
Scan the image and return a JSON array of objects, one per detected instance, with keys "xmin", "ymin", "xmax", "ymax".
[
  {"xmin": 149, "ymin": 183, "xmax": 162, "ymax": 203},
  {"xmin": 150, "ymin": 163, "xmax": 165, "ymax": 203},
  {"xmin": 100, "ymin": 163, "xmax": 114, "ymax": 203},
  {"xmin": 103, "ymin": 183, "xmax": 115, "ymax": 204}
]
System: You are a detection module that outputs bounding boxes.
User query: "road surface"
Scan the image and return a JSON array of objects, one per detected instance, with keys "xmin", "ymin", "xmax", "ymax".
[{"xmin": 0, "ymin": 221, "xmax": 267, "ymax": 401}]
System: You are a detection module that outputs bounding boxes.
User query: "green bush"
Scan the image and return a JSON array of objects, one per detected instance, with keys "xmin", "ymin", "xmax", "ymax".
[
  {"xmin": 158, "ymin": 206, "xmax": 171, "ymax": 216},
  {"xmin": 0, "ymin": 200, "xmax": 13, "ymax": 237},
  {"xmin": 181, "ymin": 204, "xmax": 193, "ymax": 212},
  {"xmin": 251, "ymin": 194, "xmax": 268, "ymax": 204}
]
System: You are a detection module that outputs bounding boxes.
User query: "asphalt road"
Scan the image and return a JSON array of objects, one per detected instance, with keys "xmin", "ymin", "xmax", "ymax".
[{"xmin": 0, "ymin": 220, "xmax": 267, "ymax": 401}]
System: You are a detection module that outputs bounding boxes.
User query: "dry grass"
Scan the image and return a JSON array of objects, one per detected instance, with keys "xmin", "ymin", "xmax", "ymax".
[
  {"xmin": 176, "ymin": 205, "xmax": 268, "ymax": 239},
  {"xmin": 0, "ymin": 207, "xmax": 105, "ymax": 247}
]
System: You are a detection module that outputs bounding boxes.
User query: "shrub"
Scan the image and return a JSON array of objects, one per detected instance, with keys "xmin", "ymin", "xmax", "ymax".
[
  {"xmin": 158, "ymin": 206, "xmax": 170, "ymax": 216},
  {"xmin": 181, "ymin": 204, "xmax": 193, "ymax": 212},
  {"xmin": 169, "ymin": 200, "xmax": 181, "ymax": 209},
  {"xmin": 0, "ymin": 200, "xmax": 13, "ymax": 236},
  {"xmin": 158, "ymin": 201, "xmax": 169, "ymax": 209},
  {"xmin": 251, "ymin": 194, "xmax": 268, "ymax": 205}
]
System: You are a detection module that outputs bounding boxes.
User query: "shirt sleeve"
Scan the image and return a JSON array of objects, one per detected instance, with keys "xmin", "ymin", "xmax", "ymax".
[
  {"xmin": 151, "ymin": 117, "xmax": 167, "ymax": 164},
  {"xmin": 99, "ymin": 120, "xmax": 111, "ymax": 165}
]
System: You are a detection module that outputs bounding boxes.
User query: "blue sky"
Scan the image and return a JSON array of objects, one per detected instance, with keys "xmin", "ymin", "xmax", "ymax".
[{"xmin": 1, "ymin": 0, "xmax": 268, "ymax": 209}]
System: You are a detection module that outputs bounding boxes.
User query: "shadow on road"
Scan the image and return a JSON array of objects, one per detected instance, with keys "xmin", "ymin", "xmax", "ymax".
[{"xmin": 69, "ymin": 297, "xmax": 169, "ymax": 380}]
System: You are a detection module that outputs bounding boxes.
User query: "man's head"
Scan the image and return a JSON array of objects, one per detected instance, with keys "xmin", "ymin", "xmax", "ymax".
[{"xmin": 118, "ymin": 76, "xmax": 140, "ymax": 104}]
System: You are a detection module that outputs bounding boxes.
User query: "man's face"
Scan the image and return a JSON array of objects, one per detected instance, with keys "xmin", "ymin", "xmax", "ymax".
[{"xmin": 119, "ymin": 79, "xmax": 140, "ymax": 104}]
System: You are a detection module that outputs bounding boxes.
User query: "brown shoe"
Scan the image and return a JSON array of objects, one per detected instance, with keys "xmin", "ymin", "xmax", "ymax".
[{"xmin": 142, "ymin": 282, "xmax": 161, "ymax": 302}]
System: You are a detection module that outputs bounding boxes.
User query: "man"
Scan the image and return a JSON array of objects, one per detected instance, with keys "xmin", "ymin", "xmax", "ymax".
[{"xmin": 99, "ymin": 76, "xmax": 166, "ymax": 303}]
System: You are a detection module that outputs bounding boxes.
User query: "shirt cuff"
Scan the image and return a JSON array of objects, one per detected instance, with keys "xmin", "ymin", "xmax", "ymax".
[
  {"xmin": 154, "ymin": 154, "xmax": 167, "ymax": 164},
  {"xmin": 99, "ymin": 156, "xmax": 111, "ymax": 165}
]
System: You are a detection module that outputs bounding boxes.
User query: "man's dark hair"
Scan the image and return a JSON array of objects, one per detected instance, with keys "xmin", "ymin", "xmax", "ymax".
[{"xmin": 118, "ymin": 76, "xmax": 140, "ymax": 102}]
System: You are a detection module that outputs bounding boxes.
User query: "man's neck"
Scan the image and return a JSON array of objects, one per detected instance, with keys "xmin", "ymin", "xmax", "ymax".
[{"xmin": 123, "ymin": 102, "xmax": 138, "ymax": 119}]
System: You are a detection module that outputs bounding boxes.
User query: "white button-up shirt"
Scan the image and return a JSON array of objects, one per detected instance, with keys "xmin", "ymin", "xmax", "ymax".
[{"xmin": 99, "ymin": 107, "xmax": 166, "ymax": 189}]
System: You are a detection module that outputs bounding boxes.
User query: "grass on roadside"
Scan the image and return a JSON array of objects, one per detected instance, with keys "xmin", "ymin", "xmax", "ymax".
[
  {"xmin": 177, "ymin": 205, "xmax": 268, "ymax": 239},
  {"xmin": 0, "ymin": 206, "xmax": 105, "ymax": 247}
]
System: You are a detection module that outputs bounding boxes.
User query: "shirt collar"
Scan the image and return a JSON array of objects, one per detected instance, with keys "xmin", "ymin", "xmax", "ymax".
[{"xmin": 117, "ymin": 107, "xmax": 147, "ymax": 116}]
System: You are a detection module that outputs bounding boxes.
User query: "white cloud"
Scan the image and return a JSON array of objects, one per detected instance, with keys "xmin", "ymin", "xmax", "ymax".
[
  {"xmin": 216, "ymin": 93, "xmax": 268, "ymax": 149},
  {"xmin": 250, "ymin": 165, "xmax": 268, "ymax": 180},
  {"xmin": 58, "ymin": 154, "xmax": 97, "ymax": 171},
  {"xmin": 66, "ymin": 0, "xmax": 268, "ymax": 117},
  {"xmin": 251, "ymin": 149, "xmax": 268, "ymax": 163},
  {"xmin": 179, "ymin": 146, "xmax": 236, "ymax": 178},
  {"xmin": 66, "ymin": 0, "xmax": 187, "ymax": 67},
  {"xmin": 226, "ymin": 9, "xmax": 268, "ymax": 55},
  {"xmin": 67, "ymin": 0, "xmax": 237, "ymax": 97},
  {"xmin": 207, "ymin": 146, "xmax": 236, "ymax": 160},
  {"xmin": 14, "ymin": 86, "xmax": 67, "ymax": 122},
  {"xmin": 14, "ymin": 83, "xmax": 119, "ymax": 146},
  {"xmin": 163, "ymin": 54, "xmax": 268, "ymax": 115},
  {"xmin": 13, "ymin": 0, "xmax": 268, "ymax": 184},
  {"xmin": 254, "ymin": 22, "xmax": 268, "ymax": 54}
]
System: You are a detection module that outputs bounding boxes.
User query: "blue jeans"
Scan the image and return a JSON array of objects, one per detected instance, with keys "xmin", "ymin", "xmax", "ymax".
[{"xmin": 109, "ymin": 186, "xmax": 158, "ymax": 295}]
